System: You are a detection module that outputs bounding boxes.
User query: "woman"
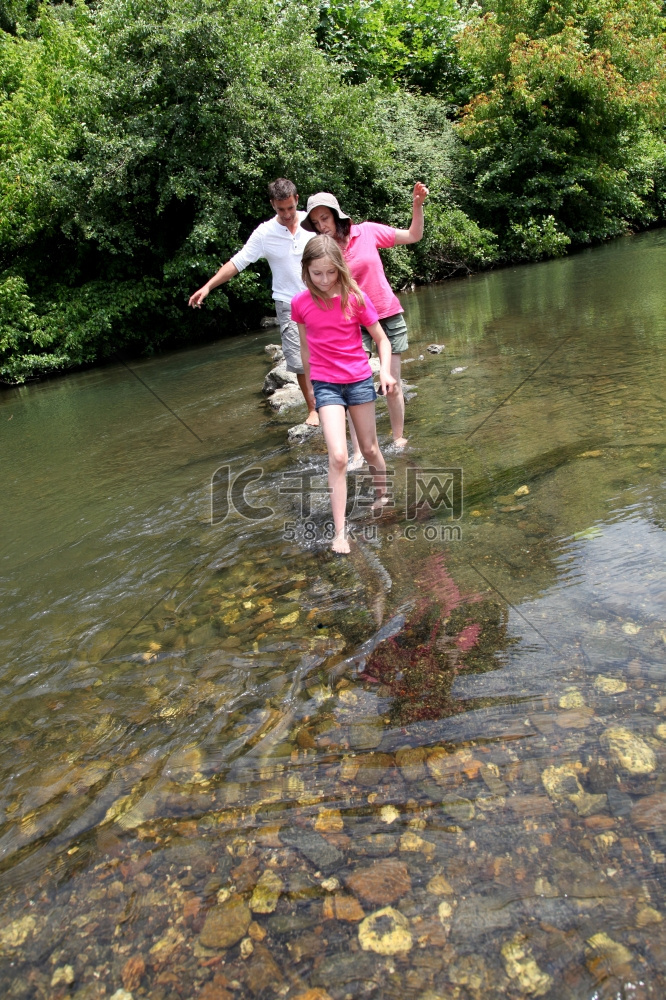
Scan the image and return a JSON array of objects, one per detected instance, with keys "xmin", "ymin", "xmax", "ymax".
[
  {"xmin": 301, "ymin": 182, "xmax": 429, "ymax": 456},
  {"xmin": 292, "ymin": 235, "xmax": 396, "ymax": 554}
]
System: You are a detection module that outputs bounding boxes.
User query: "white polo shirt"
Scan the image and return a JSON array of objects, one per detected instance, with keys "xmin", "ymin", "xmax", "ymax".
[{"xmin": 230, "ymin": 211, "xmax": 315, "ymax": 304}]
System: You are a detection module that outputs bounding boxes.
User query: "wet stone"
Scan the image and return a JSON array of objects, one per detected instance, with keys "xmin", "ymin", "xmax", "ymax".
[
  {"xmin": 243, "ymin": 942, "xmax": 285, "ymax": 995},
  {"xmin": 199, "ymin": 896, "xmax": 251, "ymax": 949},
  {"xmin": 249, "ymin": 870, "xmax": 283, "ymax": 913},
  {"xmin": 607, "ymin": 786, "xmax": 634, "ymax": 818},
  {"xmin": 348, "ymin": 721, "xmax": 384, "ymax": 750},
  {"xmin": 395, "ymin": 747, "xmax": 427, "ymax": 782},
  {"xmin": 358, "ymin": 906, "xmax": 413, "ymax": 955},
  {"xmin": 346, "ymin": 858, "xmax": 411, "ymax": 905},
  {"xmin": 354, "ymin": 752, "xmax": 393, "ymax": 787},
  {"xmin": 586, "ymin": 932, "xmax": 633, "ymax": 977},
  {"xmin": 501, "ymin": 933, "xmax": 552, "ymax": 996},
  {"xmin": 355, "ymin": 832, "xmax": 397, "ymax": 857},
  {"xmin": 267, "ymin": 911, "xmax": 321, "ymax": 936},
  {"xmin": 121, "ymin": 956, "xmax": 145, "ymax": 992},
  {"xmin": 601, "ymin": 726, "xmax": 656, "ymax": 774},
  {"xmin": 280, "ymin": 828, "xmax": 343, "ymax": 874},
  {"xmin": 631, "ymin": 791, "xmax": 666, "ymax": 831},
  {"xmin": 451, "ymin": 895, "xmax": 516, "ymax": 940},
  {"xmin": 448, "ymin": 954, "xmax": 488, "ymax": 991},
  {"xmin": 311, "ymin": 952, "xmax": 378, "ymax": 992},
  {"xmin": 323, "ymin": 893, "xmax": 365, "ymax": 922},
  {"xmin": 440, "ymin": 797, "xmax": 475, "ymax": 824}
]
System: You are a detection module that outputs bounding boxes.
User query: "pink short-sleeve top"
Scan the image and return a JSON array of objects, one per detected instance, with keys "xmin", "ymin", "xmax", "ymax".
[
  {"xmin": 291, "ymin": 290, "xmax": 379, "ymax": 383},
  {"xmin": 343, "ymin": 222, "xmax": 402, "ymax": 320}
]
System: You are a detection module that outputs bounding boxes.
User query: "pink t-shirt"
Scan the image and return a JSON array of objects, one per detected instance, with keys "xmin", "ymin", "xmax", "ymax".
[
  {"xmin": 344, "ymin": 222, "xmax": 402, "ymax": 320},
  {"xmin": 291, "ymin": 290, "xmax": 378, "ymax": 383}
]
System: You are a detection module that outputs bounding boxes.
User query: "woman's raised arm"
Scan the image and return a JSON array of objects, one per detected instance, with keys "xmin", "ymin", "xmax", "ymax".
[{"xmin": 393, "ymin": 182, "xmax": 429, "ymax": 246}]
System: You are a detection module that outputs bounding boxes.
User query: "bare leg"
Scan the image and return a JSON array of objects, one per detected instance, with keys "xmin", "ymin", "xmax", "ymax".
[
  {"xmin": 318, "ymin": 405, "xmax": 350, "ymax": 553},
  {"xmin": 347, "ymin": 411, "xmax": 363, "ymax": 470},
  {"xmin": 348, "ymin": 402, "xmax": 388, "ymax": 510},
  {"xmin": 297, "ymin": 373, "xmax": 319, "ymax": 426},
  {"xmin": 386, "ymin": 354, "xmax": 407, "ymax": 448}
]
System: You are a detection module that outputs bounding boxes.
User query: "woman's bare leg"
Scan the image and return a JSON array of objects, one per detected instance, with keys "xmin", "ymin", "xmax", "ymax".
[
  {"xmin": 386, "ymin": 354, "xmax": 407, "ymax": 448},
  {"xmin": 347, "ymin": 411, "xmax": 363, "ymax": 470},
  {"xmin": 348, "ymin": 402, "xmax": 388, "ymax": 510},
  {"xmin": 319, "ymin": 404, "xmax": 351, "ymax": 552}
]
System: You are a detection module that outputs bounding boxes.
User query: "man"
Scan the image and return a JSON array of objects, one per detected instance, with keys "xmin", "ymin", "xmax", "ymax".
[{"xmin": 189, "ymin": 178, "xmax": 318, "ymax": 425}]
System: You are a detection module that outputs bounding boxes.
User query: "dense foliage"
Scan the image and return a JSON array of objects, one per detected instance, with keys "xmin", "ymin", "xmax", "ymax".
[{"xmin": 1, "ymin": 0, "xmax": 665, "ymax": 380}]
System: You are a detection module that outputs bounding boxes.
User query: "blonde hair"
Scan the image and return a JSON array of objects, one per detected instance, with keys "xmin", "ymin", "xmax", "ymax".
[{"xmin": 301, "ymin": 235, "xmax": 364, "ymax": 314}]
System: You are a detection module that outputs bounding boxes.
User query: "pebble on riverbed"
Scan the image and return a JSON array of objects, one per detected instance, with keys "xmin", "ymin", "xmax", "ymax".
[
  {"xmin": 601, "ymin": 725, "xmax": 656, "ymax": 774},
  {"xmin": 358, "ymin": 906, "xmax": 413, "ymax": 954}
]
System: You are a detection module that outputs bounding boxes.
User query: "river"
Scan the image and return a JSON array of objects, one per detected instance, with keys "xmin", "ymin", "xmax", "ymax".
[{"xmin": 1, "ymin": 229, "xmax": 665, "ymax": 998}]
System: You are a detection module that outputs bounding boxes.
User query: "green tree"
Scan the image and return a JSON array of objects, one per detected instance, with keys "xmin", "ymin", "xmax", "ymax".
[
  {"xmin": 455, "ymin": 0, "xmax": 666, "ymax": 258},
  {"xmin": 316, "ymin": 0, "xmax": 467, "ymax": 95},
  {"xmin": 1, "ymin": 0, "xmax": 489, "ymax": 382}
]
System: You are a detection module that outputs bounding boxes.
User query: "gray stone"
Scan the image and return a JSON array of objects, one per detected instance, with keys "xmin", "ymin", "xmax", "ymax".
[
  {"xmin": 260, "ymin": 316, "xmax": 280, "ymax": 328},
  {"xmin": 263, "ymin": 362, "xmax": 298, "ymax": 395},
  {"xmin": 427, "ymin": 344, "xmax": 445, "ymax": 354},
  {"xmin": 266, "ymin": 385, "xmax": 303, "ymax": 412},
  {"xmin": 279, "ymin": 827, "xmax": 343, "ymax": 874},
  {"xmin": 311, "ymin": 951, "xmax": 377, "ymax": 989},
  {"xmin": 287, "ymin": 422, "xmax": 320, "ymax": 444},
  {"xmin": 451, "ymin": 895, "xmax": 517, "ymax": 940},
  {"xmin": 266, "ymin": 912, "xmax": 321, "ymax": 935}
]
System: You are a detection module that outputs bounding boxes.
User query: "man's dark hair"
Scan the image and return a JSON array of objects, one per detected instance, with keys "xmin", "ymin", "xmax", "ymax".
[{"xmin": 268, "ymin": 178, "xmax": 298, "ymax": 202}]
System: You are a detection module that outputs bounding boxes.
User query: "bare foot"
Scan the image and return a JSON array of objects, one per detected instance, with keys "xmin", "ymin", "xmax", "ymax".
[
  {"xmin": 348, "ymin": 453, "xmax": 364, "ymax": 471},
  {"xmin": 393, "ymin": 437, "xmax": 408, "ymax": 451},
  {"xmin": 371, "ymin": 495, "xmax": 390, "ymax": 514},
  {"xmin": 305, "ymin": 410, "xmax": 320, "ymax": 427},
  {"xmin": 331, "ymin": 532, "xmax": 350, "ymax": 554}
]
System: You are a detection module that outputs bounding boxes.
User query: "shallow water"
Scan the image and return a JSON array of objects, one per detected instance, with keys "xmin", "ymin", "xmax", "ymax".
[{"xmin": 1, "ymin": 230, "xmax": 665, "ymax": 999}]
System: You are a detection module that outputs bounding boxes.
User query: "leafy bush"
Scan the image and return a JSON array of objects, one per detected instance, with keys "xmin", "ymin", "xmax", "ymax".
[
  {"xmin": 455, "ymin": 0, "xmax": 666, "ymax": 255},
  {"xmin": 0, "ymin": 0, "xmax": 491, "ymax": 381}
]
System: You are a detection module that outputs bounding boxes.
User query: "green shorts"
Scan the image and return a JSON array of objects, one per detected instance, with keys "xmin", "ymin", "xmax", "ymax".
[{"xmin": 362, "ymin": 312, "xmax": 409, "ymax": 357}]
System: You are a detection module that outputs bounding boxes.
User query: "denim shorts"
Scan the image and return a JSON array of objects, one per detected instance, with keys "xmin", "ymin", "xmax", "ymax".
[{"xmin": 312, "ymin": 375, "xmax": 377, "ymax": 410}]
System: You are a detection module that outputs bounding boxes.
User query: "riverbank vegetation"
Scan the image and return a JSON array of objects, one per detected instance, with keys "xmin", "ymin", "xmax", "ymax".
[{"xmin": 2, "ymin": 0, "xmax": 665, "ymax": 381}]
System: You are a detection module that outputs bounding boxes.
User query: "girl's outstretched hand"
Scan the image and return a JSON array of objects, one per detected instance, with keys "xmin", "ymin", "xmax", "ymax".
[
  {"xmin": 381, "ymin": 372, "xmax": 397, "ymax": 396},
  {"xmin": 413, "ymin": 182, "xmax": 429, "ymax": 207}
]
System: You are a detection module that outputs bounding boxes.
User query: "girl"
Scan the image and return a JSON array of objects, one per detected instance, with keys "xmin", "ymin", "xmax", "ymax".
[
  {"xmin": 291, "ymin": 235, "xmax": 396, "ymax": 554},
  {"xmin": 302, "ymin": 183, "xmax": 429, "ymax": 458}
]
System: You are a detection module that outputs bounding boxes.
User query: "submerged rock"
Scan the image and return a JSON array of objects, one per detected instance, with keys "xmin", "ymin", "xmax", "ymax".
[
  {"xmin": 594, "ymin": 675, "xmax": 628, "ymax": 694},
  {"xmin": 601, "ymin": 726, "xmax": 656, "ymax": 774},
  {"xmin": 346, "ymin": 858, "xmax": 411, "ymax": 905},
  {"xmin": 280, "ymin": 827, "xmax": 343, "ymax": 874},
  {"xmin": 631, "ymin": 791, "xmax": 666, "ymax": 831},
  {"xmin": 250, "ymin": 870, "xmax": 283, "ymax": 914},
  {"xmin": 51, "ymin": 966, "xmax": 75, "ymax": 988},
  {"xmin": 585, "ymin": 932, "xmax": 633, "ymax": 976},
  {"xmin": 358, "ymin": 906, "xmax": 413, "ymax": 954},
  {"xmin": 541, "ymin": 762, "xmax": 606, "ymax": 816},
  {"xmin": 0, "ymin": 914, "xmax": 36, "ymax": 949},
  {"xmin": 501, "ymin": 933, "xmax": 552, "ymax": 996},
  {"xmin": 199, "ymin": 896, "xmax": 251, "ymax": 949},
  {"xmin": 395, "ymin": 746, "xmax": 427, "ymax": 782}
]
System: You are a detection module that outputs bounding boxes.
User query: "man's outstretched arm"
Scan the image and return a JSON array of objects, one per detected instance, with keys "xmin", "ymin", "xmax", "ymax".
[{"xmin": 189, "ymin": 261, "xmax": 240, "ymax": 308}]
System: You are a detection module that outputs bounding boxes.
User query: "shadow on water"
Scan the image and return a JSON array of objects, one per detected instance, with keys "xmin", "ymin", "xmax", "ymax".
[{"xmin": 1, "ymin": 230, "xmax": 666, "ymax": 998}]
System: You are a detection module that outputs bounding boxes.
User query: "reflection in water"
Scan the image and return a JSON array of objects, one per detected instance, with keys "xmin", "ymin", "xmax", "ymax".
[{"xmin": 0, "ymin": 230, "xmax": 665, "ymax": 997}]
